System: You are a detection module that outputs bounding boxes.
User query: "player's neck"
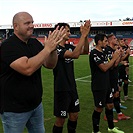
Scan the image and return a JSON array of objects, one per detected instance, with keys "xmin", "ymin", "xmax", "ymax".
[
  {"xmin": 95, "ymin": 45, "xmax": 103, "ymax": 52},
  {"xmin": 59, "ymin": 40, "xmax": 66, "ymax": 47},
  {"xmin": 109, "ymin": 43, "xmax": 115, "ymax": 50}
]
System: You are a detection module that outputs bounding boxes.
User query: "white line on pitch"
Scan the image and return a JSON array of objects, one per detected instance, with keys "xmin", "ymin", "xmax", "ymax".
[
  {"xmin": 75, "ymin": 75, "xmax": 91, "ymax": 81},
  {"xmin": 76, "ymin": 79, "xmax": 91, "ymax": 82}
]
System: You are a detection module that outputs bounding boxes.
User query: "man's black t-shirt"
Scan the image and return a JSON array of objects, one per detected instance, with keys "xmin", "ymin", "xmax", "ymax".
[
  {"xmin": 53, "ymin": 44, "xmax": 77, "ymax": 92},
  {"xmin": 0, "ymin": 34, "xmax": 43, "ymax": 113},
  {"xmin": 89, "ymin": 48, "xmax": 110, "ymax": 91}
]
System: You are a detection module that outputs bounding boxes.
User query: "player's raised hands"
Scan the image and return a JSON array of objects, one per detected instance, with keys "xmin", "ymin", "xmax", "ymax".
[{"xmin": 80, "ymin": 20, "xmax": 91, "ymax": 37}]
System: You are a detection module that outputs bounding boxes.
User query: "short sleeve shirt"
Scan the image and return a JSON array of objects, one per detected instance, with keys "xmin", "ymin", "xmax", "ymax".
[
  {"xmin": 53, "ymin": 44, "xmax": 77, "ymax": 92},
  {"xmin": 0, "ymin": 34, "xmax": 44, "ymax": 113},
  {"xmin": 89, "ymin": 48, "xmax": 110, "ymax": 91}
]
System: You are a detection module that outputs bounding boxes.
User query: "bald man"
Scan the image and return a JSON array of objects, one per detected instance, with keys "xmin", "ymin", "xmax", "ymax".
[{"xmin": 0, "ymin": 11, "xmax": 65, "ymax": 133}]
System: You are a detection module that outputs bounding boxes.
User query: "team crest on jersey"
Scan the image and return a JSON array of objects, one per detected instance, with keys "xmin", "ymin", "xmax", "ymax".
[
  {"xmin": 94, "ymin": 55, "xmax": 101, "ymax": 62},
  {"xmin": 68, "ymin": 48, "xmax": 72, "ymax": 52},
  {"xmin": 57, "ymin": 48, "xmax": 62, "ymax": 55}
]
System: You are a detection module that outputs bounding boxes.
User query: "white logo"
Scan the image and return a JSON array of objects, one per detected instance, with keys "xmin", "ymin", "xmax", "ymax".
[
  {"xmin": 75, "ymin": 99, "xmax": 79, "ymax": 106},
  {"xmin": 112, "ymin": 88, "xmax": 114, "ymax": 93},
  {"xmin": 57, "ymin": 49, "xmax": 62, "ymax": 55},
  {"xmin": 57, "ymin": 49, "xmax": 62, "ymax": 52},
  {"xmin": 110, "ymin": 92, "xmax": 113, "ymax": 98},
  {"xmin": 99, "ymin": 101, "xmax": 102, "ymax": 106},
  {"xmin": 69, "ymin": 48, "xmax": 72, "ymax": 52},
  {"xmin": 61, "ymin": 111, "xmax": 66, "ymax": 116},
  {"xmin": 94, "ymin": 56, "xmax": 101, "ymax": 62}
]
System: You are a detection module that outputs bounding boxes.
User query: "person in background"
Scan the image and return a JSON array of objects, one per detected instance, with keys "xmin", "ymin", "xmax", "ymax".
[
  {"xmin": 124, "ymin": 38, "xmax": 132, "ymax": 83},
  {"xmin": 118, "ymin": 38, "xmax": 131, "ymax": 101},
  {"xmin": 52, "ymin": 20, "xmax": 91, "ymax": 133},
  {"xmin": 89, "ymin": 33, "xmax": 124, "ymax": 133},
  {"xmin": 104, "ymin": 34, "xmax": 130, "ymax": 122},
  {"xmin": 0, "ymin": 11, "xmax": 65, "ymax": 133}
]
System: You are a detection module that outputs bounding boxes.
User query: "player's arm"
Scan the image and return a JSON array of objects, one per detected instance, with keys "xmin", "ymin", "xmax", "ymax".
[
  {"xmin": 63, "ymin": 34, "xmax": 88, "ymax": 59},
  {"xmin": 64, "ymin": 20, "xmax": 91, "ymax": 59},
  {"xmin": 121, "ymin": 47, "xmax": 130, "ymax": 61},
  {"xmin": 80, "ymin": 20, "xmax": 91, "ymax": 55},
  {"xmin": 114, "ymin": 48, "xmax": 122, "ymax": 67},
  {"xmin": 80, "ymin": 36, "xmax": 89, "ymax": 55},
  {"xmin": 98, "ymin": 51, "xmax": 120, "ymax": 72}
]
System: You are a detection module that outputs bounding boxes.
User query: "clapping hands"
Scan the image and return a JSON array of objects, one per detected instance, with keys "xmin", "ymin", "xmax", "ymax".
[{"xmin": 44, "ymin": 26, "xmax": 66, "ymax": 53}]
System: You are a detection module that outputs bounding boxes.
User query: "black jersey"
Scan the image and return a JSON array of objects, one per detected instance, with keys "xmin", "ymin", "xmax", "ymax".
[
  {"xmin": 89, "ymin": 49, "xmax": 110, "ymax": 91},
  {"xmin": 0, "ymin": 34, "xmax": 44, "ymax": 113},
  {"xmin": 122, "ymin": 45, "xmax": 130, "ymax": 62},
  {"xmin": 53, "ymin": 44, "xmax": 77, "ymax": 92},
  {"xmin": 104, "ymin": 46, "xmax": 119, "ymax": 80}
]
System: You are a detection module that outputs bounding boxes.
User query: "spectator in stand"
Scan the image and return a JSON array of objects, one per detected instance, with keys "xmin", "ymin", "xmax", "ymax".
[
  {"xmin": 0, "ymin": 11, "xmax": 66, "ymax": 133},
  {"xmin": 52, "ymin": 20, "xmax": 91, "ymax": 133},
  {"xmin": 89, "ymin": 33, "xmax": 124, "ymax": 133}
]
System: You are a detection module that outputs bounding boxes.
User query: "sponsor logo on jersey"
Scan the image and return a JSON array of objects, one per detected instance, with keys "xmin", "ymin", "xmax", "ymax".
[
  {"xmin": 110, "ymin": 92, "xmax": 113, "ymax": 98},
  {"xmin": 65, "ymin": 58, "xmax": 73, "ymax": 63},
  {"xmin": 99, "ymin": 101, "xmax": 102, "ymax": 106},
  {"xmin": 75, "ymin": 99, "xmax": 79, "ymax": 106},
  {"xmin": 94, "ymin": 55, "xmax": 101, "ymax": 62}
]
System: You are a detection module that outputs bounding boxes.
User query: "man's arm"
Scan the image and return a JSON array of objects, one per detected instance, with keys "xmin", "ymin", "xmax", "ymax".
[
  {"xmin": 10, "ymin": 27, "xmax": 65, "ymax": 76},
  {"xmin": 43, "ymin": 50, "xmax": 58, "ymax": 69}
]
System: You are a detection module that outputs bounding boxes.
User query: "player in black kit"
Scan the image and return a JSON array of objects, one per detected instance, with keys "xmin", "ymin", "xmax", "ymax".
[
  {"xmin": 52, "ymin": 20, "xmax": 91, "ymax": 133},
  {"xmin": 105, "ymin": 35, "xmax": 130, "ymax": 121},
  {"xmin": 89, "ymin": 34, "xmax": 124, "ymax": 133}
]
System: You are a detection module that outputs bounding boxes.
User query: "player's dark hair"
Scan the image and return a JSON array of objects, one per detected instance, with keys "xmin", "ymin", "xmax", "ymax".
[
  {"xmin": 94, "ymin": 34, "xmax": 107, "ymax": 45},
  {"xmin": 54, "ymin": 23, "xmax": 70, "ymax": 30}
]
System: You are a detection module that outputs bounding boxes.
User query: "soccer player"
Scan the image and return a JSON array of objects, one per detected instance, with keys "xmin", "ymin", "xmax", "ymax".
[
  {"xmin": 118, "ymin": 38, "xmax": 131, "ymax": 101},
  {"xmin": 89, "ymin": 33, "xmax": 124, "ymax": 133},
  {"xmin": 52, "ymin": 20, "xmax": 91, "ymax": 133},
  {"xmin": 105, "ymin": 34, "xmax": 130, "ymax": 121},
  {"xmin": 124, "ymin": 38, "xmax": 130, "ymax": 82}
]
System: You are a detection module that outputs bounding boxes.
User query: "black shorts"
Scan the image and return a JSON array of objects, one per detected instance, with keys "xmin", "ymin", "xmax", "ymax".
[
  {"xmin": 118, "ymin": 66, "xmax": 128, "ymax": 81},
  {"xmin": 92, "ymin": 89, "xmax": 113, "ymax": 108},
  {"xmin": 118, "ymin": 78, "xmax": 123, "ymax": 87},
  {"xmin": 54, "ymin": 90, "xmax": 80, "ymax": 118},
  {"xmin": 110, "ymin": 79, "xmax": 119, "ymax": 93}
]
